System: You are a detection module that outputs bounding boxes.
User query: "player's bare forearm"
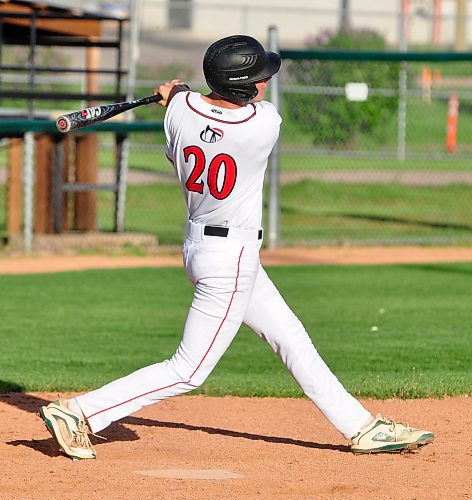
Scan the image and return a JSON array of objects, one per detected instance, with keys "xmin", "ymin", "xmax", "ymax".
[{"xmin": 154, "ymin": 79, "xmax": 190, "ymax": 107}]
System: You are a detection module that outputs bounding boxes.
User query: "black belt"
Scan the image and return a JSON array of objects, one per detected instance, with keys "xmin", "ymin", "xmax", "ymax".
[{"xmin": 204, "ymin": 225, "xmax": 263, "ymax": 240}]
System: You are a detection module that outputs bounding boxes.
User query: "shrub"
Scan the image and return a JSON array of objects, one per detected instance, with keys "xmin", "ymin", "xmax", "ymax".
[{"xmin": 284, "ymin": 27, "xmax": 399, "ymax": 148}]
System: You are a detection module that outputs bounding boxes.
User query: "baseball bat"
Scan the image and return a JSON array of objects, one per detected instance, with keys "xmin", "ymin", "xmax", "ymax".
[{"xmin": 55, "ymin": 93, "xmax": 163, "ymax": 133}]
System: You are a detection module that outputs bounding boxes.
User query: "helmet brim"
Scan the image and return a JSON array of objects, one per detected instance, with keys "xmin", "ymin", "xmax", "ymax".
[{"xmin": 255, "ymin": 51, "xmax": 281, "ymax": 82}]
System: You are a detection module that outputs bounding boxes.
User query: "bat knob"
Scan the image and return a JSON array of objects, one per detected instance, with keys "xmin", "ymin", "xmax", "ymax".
[{"xmin": 56, "ymin": 116, "xmax": 71, "ymax": 133}]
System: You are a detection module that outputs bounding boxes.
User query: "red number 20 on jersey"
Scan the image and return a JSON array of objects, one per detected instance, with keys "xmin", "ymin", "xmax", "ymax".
[{"xmin": 184, "ymin": 145, "xmax": 237, "ymax": 200}]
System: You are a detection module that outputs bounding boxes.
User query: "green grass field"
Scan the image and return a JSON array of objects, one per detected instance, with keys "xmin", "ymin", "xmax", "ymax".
[{"xmin": 1, "ymin": 263, "xmax": 470, "ymax": 398}]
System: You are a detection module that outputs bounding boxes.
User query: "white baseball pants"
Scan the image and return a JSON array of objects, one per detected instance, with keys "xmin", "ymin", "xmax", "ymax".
[{"xmin": 76, "ymin": 221, "xmax": 371, "ymax": 438}]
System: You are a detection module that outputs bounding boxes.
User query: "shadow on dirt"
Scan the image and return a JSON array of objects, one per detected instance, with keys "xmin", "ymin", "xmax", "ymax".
[
  {"xmin": 1, "ymin": 392, "xmax": 139, "ymax": 458},
  {"xmin": 1, "ymin": 392, "xmax": 350, "ymax": 455},
  {"xmin": 7, "ymin": 438, "xmax": 61, "ymax": 458},
  {"xmin": 124, "ymin": 415, "xmax": 350, "ymax": 453}
]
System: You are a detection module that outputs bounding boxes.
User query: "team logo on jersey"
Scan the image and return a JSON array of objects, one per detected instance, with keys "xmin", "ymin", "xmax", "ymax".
[{"xmin": 200, "ymin": 125, "xmax": 224, "ymax": 143}]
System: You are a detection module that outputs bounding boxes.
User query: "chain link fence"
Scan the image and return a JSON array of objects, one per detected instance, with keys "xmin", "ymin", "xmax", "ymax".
[
  {"xmin": 0, "ymin": 126, "xmax": 188, "ymax": 253},
  {"xmin": 96, "ymin": 130, "xmax": 187, "ymax": 247},
  {"xmin": 272, "ymin": 49, "xmax": 472, "ymax": 246},
  {"xmin": 1, "ymin": 38, "xmax": 472, "ymax": 252},
  {"xmin": 1, "ymin": 55, "xmax": 472, "ymax": 252}
]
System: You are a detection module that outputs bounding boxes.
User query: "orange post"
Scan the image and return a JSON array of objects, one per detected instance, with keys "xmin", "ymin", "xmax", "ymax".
[
  {"xmin": 421, "ymin": 67, "xmax": 432, "ymax": 102},
  {"xmin": 446, "ymin": 94, "xmax": 459, "ymax": 153}
]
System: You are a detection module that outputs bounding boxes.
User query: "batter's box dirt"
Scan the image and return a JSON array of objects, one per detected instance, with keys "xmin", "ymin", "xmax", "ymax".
[{"xmin": 0, "ymin": 393, "xmax": 470, "ymax": 499}]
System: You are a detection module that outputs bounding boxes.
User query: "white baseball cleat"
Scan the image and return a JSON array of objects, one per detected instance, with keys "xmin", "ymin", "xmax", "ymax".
[
  {"xmin": 351, "ymin": 414, "xmax": 434, "ymax": 454},
  {"xmin": 39, "ymin": 399, "xmax": 96, "ymax": 460}
]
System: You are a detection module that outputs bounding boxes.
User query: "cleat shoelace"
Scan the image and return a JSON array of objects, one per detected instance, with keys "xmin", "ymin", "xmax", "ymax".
[
  {"xmin": 72, "ymin": 422, "xmax": 107, "ymax": 450},
  {"xmin": 71, "ymin": 422, "xmax": 99, "ymax": 449},
  {"xmin": 383, "ymin": 416, "xmax": 412, "ymax": 438}
]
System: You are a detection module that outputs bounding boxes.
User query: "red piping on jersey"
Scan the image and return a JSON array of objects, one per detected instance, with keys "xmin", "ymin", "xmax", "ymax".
[
  {"xmin": 86, "ymin": 245, "xmax": 246, "ymax": 422},
  {"xmin": 185, "ymin": 92, "xmax": 257, "ymax": 124}
]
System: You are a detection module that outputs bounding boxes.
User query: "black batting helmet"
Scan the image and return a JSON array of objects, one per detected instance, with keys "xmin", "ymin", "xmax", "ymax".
[{"xmin": 203, "ymin": 35, "xmax": 281, "ymax": 103}]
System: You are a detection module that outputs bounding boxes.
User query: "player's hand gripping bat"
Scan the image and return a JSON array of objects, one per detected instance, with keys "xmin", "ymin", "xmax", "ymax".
[{"xmin": 55, "ymin": 93, "xmax": 163, "ymax": 133}]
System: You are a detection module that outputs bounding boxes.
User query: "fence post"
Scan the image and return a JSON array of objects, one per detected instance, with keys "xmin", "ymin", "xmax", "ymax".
[
  {"xmin": 268, "ymin": 25, "xmax": 280, "ymax": 249},
  {"xmin": 115, "ymin": 134, "xmax": 129, "ymax": 232},
  {"xmin": 397, "ymin": 1, "xmax": 409, "ymax": 161},
  {"xmin": 115, "ymin": 0, "xmax": 142, "ymax": 233},
  {"xmin": 23, "ymin": 131, "xmax": 35, "ymax": 253}
]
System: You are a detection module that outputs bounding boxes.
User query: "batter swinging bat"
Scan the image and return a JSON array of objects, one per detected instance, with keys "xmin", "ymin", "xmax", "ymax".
[{"xmin": 55, "ymin": 93, "xmax": 163, "ymax": 133}]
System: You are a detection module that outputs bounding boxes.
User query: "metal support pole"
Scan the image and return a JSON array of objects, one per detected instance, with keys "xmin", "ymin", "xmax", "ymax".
[
  {"xmin": 52, "ymin": 137, "xmax": 65, "ymax": 233},
  {"xmin": 397, "ymin": 62, "xmax": 407, "ymax": 161},
  {"xmin": 116, "ymin": 0, "xmax": 142, "ymax": 232},
  {"xmin": 23, "ymin": 131, "xmax": 35, "ymax": 253},
  {"xmin": 340, "ymin": 0, "xmax": 350, "ymax": 30},
  {"xmin": 268, "ymin": 25, "xmax": 280, "ymax": 249},
  {"xmin": 23, "ymin": 13, "xmax": 37, "ymax": 252},
  {"xmin": 115, "ymin": 138, "xmax": 130, "ymax": 233},
  {"xmin": 115, "ymin": 134, "xmax": 129, "ymax": 232},
  {"xmin": 397, "ymin": 0, "xmax": 409, "ymax": 161}
]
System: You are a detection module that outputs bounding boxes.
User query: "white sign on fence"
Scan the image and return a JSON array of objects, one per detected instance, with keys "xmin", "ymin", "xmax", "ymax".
[{"xmin": 345, "ymin": 82, "xmax": 369, "ymax": 101}]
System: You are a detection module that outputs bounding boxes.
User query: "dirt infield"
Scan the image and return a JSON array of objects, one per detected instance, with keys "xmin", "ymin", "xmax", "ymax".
[
  {"xmin": 1, "ymin": 247, "xmax": 471, "ymax": 499},
  {"xmin": 1, "ymin": 245, "xmax": 472, "ymax": 274},
  {"xmin": 0, "ymin": 394, "xmax": 471, "ymax": 499}
]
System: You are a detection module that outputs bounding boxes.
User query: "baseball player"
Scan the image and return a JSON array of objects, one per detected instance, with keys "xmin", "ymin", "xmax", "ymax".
[{"xmin": 39, "ymin": 35, "xmax": 434, "ymax": 460}]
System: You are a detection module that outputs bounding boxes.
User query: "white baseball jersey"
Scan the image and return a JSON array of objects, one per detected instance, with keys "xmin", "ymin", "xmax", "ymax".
[
  {"xmin": 164, "ymin": 91, "xmax": 281, "ymax": 230},
  {"xmin": 75, "ymin": 89, "xmax": 371, "ymax": 441}
]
